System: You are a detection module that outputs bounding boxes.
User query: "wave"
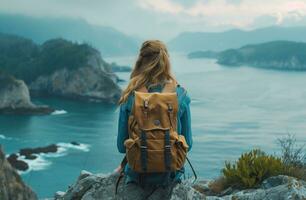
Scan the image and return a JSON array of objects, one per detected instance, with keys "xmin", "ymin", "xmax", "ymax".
[
  {"xmin": 0, "ymin": 134, "xmax": 12, "ymax": 140},
  {"xmin": 16, "ymin": 142, "xmax": 90, "ymax": 174},
  {"xmin": 18, "ymin": 154, "xmax": 52, "ymax": 174},
  {"xmin": 57, "ymin": 142, "xmax": 90, "ymax": 152},
  {"xmin": 51, "ymin": 110, "xmax": 67, "ymax": 115}
]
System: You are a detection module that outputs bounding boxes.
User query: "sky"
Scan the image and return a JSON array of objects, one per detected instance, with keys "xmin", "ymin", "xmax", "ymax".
[{"xmin": 1, "ymin": 0, "xmax": 306, "ymax": 40}]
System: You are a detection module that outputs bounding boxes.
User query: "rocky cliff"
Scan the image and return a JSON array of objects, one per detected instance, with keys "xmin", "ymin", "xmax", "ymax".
[
  {"xmin": 0, "ymin": 146, "xmax": 38, "ymax": 200},
  {"xmin": 29, "ymin": 66, "xmax": 121, "ymax": 104},
  {"xmin": 0, "ymin": 35, "xmax": 122, "ymax": 104},
  {"xmin": 27, "ymin": 39, "xmax": 122, "ymax": 104},
  {"xmin": 0, "ymin": 72, "xmax": 54, "ymax": 114},
  {"xmin": 55, "ymin": 171, "xmax": 306, "ymax": 200}
]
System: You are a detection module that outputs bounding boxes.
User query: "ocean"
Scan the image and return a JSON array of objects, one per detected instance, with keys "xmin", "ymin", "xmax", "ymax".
[{"xmin": 1, "ymin": 54, "xmax": 306, "ymax": 198}]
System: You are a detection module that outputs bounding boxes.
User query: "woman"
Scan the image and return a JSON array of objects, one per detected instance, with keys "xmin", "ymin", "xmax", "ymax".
[{"xmin": 117, "ymin": 40, "xmax": 192, "ymax": 194}]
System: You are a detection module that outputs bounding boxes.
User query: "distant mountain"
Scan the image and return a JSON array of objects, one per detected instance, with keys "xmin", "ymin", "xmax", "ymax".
[
  {"xmin": 0, "ymin": 14, "xmax": 139, "ymax": 56},
  {"xmin": 169, "ymin": 26, "xmax": 306, "ymax": 53},
  {"xmin": 197, "ymin": 41, "xmax": 306, "ymax": 71}
]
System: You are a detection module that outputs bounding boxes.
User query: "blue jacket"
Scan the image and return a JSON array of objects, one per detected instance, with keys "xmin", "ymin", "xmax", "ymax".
[{"xmin": 117, "ymin": 84, "xmax": 192, "ymax": 184}]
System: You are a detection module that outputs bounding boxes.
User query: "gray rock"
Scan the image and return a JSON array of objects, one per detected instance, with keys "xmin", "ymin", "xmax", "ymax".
[
  {"xmin": 219, "ymin": 187, "xmax": 234, "ymax": 196},
  {"xmin": 261, "ymin": 175, "xmax": 294, "ymax": 189},
  {"xmin": 0, "ymin": 145, "xmax": 38, "ymax": 200},
  {"xmin": 217, "ymin": 175, "xmax": 306, "ymax": 200},
  {"xmin": 78, "ymin": 170, "xmax": 93, "ymax": 181},
  {"xmin": 55, "ymin": 172, "xmax": 205, "ymax": 200},
  {"xmin": 28, "ymin": 49, "xmax": 122, "ymax": 104},
  {"xmin": 170, "ymin": 181, "xmax": 206, "ymax": 200},
  {"xmin": 55, "ymin": 171, "xmax": 306, "ymax": 200},
  {"xmin": 30, "ymin": 66, "xmax": 122, "ymax": 104},
  {"xmin": 55, "ymin": 191, "xmax": 66, "ymax": 199},
  {"xmin": 0, "ymin": 73, "xmax": 54, "ymax": 115}
]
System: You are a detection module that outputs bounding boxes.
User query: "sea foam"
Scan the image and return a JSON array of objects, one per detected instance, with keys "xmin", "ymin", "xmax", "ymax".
[
  {"xmin": 18, "ymin": 154, "xmax": 52, "ymax": 174},
  {"xmin": 51, "ymin": 110, "xmax": 67, "ymax": 115},
  {"xmin": 57, "ymin": 142, "xmax": 90, "ymax": 152},
  {"xmin": 17, "ymin": 142, "xmax": 90, "ymax": 174}
]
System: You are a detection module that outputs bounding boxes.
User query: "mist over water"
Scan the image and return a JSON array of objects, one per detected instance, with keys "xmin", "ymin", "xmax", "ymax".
[{"xmin": 1, "ymin": 54, "xmax": 306, "ymax": 198}]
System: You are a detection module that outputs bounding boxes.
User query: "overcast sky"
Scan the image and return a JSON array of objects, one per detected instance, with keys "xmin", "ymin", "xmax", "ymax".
[{"xmin": 1, "ymin": 0, "xmax": 306, "ymax": 40}]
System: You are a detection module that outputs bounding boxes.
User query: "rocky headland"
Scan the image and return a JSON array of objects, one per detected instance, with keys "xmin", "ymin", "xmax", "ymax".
[
  {"xmin": 0, "ymin": 33, "xmax": 123, "ymax": 108},
  {"xmin": 0, "ymin": 146, "xmax": 38, "ymax": 200},
  {"xmin": 29, "ymin": 65, "xmax": 121, "ymax": 104},
  {"xmin": 0, "ymin": 72, "xmax": 54, "ymax": 115}
]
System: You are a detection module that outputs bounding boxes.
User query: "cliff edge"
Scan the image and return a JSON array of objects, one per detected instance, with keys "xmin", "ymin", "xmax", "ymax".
[
  {"xmin": 0, "ymin": 72, "xmax": 54, "ymax": 114},
  {"xmin": 55, "ymin": 170, "xmax": 306, "ymax": 200},
  {"xmin": 0, "ymin": 146, "xmax": 38, "ymax": 200}
]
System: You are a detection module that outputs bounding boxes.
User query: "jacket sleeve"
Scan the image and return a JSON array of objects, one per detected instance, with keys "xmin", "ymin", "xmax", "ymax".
[
  {"xmin": 117, "ymin": 100, "xmax": 130, "ymax": 153},
  {"xmin": 180, "ymin": 91, "xmax": 193, "ymax": 151}
]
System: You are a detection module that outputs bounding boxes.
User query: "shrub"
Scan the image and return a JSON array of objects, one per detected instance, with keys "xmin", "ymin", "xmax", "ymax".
[
  {"xmin": 278, "ymin": 134, "xmax": 306, "ymax": 168},
  {"xmin": 211, "ymin": 135, "xmax": 306, "ymax": 194},
  {"xmin": 278, "ymin": 134, "xmax": 306, "ymax": 181},
  {"xmin": 222, "ymin": 149, "xmax": 285, "ymax": 189}
]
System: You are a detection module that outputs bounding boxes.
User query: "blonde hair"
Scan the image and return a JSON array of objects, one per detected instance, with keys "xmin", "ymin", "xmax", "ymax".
[{"xmin": 118, "ymin": 40, "xmax": 176, "ymax": 104}]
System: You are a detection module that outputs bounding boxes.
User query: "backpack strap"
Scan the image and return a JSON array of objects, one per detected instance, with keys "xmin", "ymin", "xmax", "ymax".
[
  {"xmin": 164, "ymin": 130, "xmax": 171, "ymax": 171},
  {"xmin": 140, "ymin": 130, "xmax": 148, "ymax": 172},
  {"xmin": 137, "ymin": 79, "xmax": 178, "ymax": 94},
  {"xmin": 115, "ymin": 156, "xmax": 127, "ymax": 195},
  {"xmin": 162, "ymin": 79, "xmax": 178, "ymax": 93}
]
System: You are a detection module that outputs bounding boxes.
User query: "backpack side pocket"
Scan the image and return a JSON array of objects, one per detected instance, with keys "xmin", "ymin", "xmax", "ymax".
[
  {"xmin": 124, "ymin": 138, "xmax": 140, "ymax": 170},
  {"xmin": 175, "ymin": 135, "xmax": 188, "ymax": 169}
]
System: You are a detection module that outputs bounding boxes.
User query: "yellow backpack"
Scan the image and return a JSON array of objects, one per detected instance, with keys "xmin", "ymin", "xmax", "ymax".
[{"xmin": 124, "ymin": 81, "xmax": 188, "ymax": 173}]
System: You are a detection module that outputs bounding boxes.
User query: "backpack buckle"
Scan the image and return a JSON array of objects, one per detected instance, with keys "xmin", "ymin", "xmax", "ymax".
[
  {"xmin": 144, "ymin": 100, "xmax": 149, "ymax": 109},
  {"xmin": 167, "ymin": 103, "xmax": 173, "ymax": 112},
  {"xmin": 165, "ymin": 145, "xmax": 171, "ymax": 149},
  {"xmin": 143, "ymin": 100, "xmax": 149, "ymax": 118}
]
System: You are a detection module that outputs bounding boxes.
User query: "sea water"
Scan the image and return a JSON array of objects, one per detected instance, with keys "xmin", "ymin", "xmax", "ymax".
[{"xmin": 0, "ymin": 54, "xmax": 306, "ymax": 198}]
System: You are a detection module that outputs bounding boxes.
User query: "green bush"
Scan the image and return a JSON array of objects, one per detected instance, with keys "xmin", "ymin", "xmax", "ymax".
[{"xmin": 222, "ymin": 149, "xmax": 285, "ymax": 189}]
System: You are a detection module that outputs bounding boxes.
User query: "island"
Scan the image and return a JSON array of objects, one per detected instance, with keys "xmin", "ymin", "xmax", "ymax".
[{"xmin": 188, "ymin": 41, "xmax": 306, "ymax": 71}]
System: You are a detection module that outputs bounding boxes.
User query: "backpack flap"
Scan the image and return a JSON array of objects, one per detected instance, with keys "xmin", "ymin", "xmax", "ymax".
[{"xmin": 133, "ymin": 91, "xmax": 178, "ymax": 131}]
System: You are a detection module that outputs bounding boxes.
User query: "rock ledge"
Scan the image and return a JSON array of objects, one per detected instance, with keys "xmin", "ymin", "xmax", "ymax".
[{"xmin": 55, "ymin": 171, "xmax": 306, "ymax": 200}]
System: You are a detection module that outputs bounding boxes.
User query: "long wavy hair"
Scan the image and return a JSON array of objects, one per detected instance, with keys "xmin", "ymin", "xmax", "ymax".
[{"xmin": 118, "ymin": 40, "xmax": 176, "ymax": 104}]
